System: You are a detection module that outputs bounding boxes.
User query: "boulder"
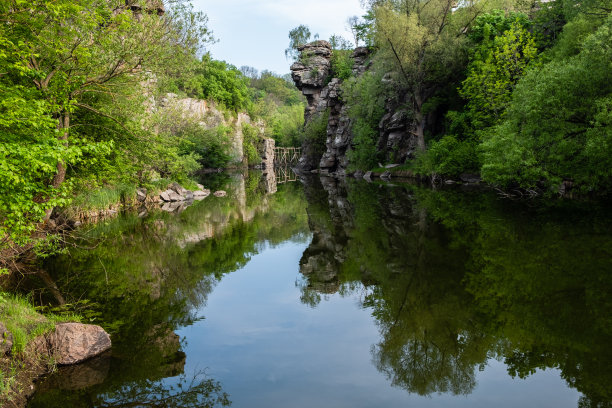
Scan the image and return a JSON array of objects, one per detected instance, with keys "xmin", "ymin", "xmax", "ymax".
[
  {"xmin": 363, "ymin": 171, "xmax": 373, "ymax": 181},
  {"xmin": 160, "ymin": 189, "xmax": 183, "ymax": 202},
  {"xmin": 48, "ymin": 323, "xmax": 111, "ymax": 365},
  {"xmin": 193, "ymin": 190, "xmax": 211, "ymax": 200},
  {"xmin": 168, "ymin": 182, "xmax": 190, "ymax": 196},
  {"xmin": 136, "ymin": 188, "xmax": 147, "ymax": 202},
  {"xmin": 213, "ymin": 190, "xmax": 227, "ymax": 198},
  {"xmin": 0, "ymin": 323, "xmax": 13, "ymax": 355},
  {"xmin": 380, "ymin": 171, "xmax": 392, "ymax": 180},
  {"xmin": 160, "ymin": 190, "xmax": 171, "ymax": 202}
]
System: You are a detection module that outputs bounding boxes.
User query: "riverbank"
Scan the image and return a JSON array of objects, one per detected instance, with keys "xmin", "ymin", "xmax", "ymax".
[{"xmin": 0, "ymin": 292, "xmax": 113, "ymax": 407}]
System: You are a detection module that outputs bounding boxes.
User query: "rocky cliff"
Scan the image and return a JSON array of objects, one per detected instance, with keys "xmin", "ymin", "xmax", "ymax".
[{"xmin": 291, "ymin": 42, "xmax": 414, "ymax": 174}]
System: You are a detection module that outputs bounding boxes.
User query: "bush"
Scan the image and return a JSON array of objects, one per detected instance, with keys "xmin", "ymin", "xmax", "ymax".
[
  {"xmin": 415, "ymin": 136, "xmax": 481, "ymax": 178},
  {"xmin": 343, "ymin": 68, "xmax": 389, "ymax": 170},
  {"xmin": 480, "ymin": 14, "xmax": 612, "ymax": 192},
  {"xmin": 242, "ymin": 123, "xmax": 261, "ymax": 166},
  {"xmin": 303, "ymin": 109, "xmax": 329, "ymax": 157},
  {"xmin": 330, "ymin": 49, "xmax": 354, "ymax": 81}
]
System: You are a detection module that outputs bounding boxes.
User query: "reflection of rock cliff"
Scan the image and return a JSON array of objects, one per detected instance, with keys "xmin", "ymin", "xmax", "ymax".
[{"xmin": 298, "ymin": 176, "xmax": 612, "ymax": 403}]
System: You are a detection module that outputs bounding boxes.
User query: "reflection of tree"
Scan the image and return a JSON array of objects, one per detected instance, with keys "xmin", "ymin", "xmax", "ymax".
[
  {"xmin": 463, "ymin": 201, "xmax": 612, "ymax": 406},
  {"xmin": 29, "ymin": 371, "xmax": 231, "ymax": 408},
  {"xmin": 299, "ymin": 177, "xmax": 491, "ymax": 395},
  {"xmin": 299, "ymin": 177, "xmax": 612, "ymax": 404},
  {"xmin": 97, "ymin": 372, "xmax": 230, "ymax": 408},
  {"xmin": 26, "ymin": 173, "xmax": 309, "ymax": 406}
]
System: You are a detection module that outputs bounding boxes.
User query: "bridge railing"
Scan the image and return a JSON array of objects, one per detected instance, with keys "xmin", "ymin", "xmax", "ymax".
[{"xmin": 273, "ymin": 147, "xmax": 301, "ymax": 167}]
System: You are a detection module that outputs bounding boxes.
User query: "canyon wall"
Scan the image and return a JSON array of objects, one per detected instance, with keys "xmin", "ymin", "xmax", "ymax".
[{"xmin": 291, "ymin": 41, "xmax": 417, "ymax": 175}]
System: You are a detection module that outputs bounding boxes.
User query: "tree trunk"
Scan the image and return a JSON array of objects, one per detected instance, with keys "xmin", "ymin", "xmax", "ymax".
[
  {"xmin": 414, "ymin": 93, "xmax": 426, "ymax": 151},
  {"xmin": 52, "ymin": 113, "xmax": 70, "ymax": 188},
  {"xmin": 43, "ymin": 113, "xmax": 70, "ymax": 223}
]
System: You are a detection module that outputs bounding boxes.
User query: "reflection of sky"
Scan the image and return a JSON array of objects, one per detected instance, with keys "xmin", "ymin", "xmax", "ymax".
[{"xmin": 178, "ymin": 241, "xmax": 580, "ymax": 408}]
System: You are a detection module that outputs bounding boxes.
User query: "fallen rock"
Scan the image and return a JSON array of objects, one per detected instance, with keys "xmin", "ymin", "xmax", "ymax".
[
  {"xmin": 353, "ymin": 170, "xmax": 364, "ymax": 179},
  {"xmin": 0, "ymin": 323, "xmax": 13, "ymax": 355},
  {"xmin": 160, "ymin": 189, "xmax": 183, "ymax": 202},
  {"xmin": 168, "ymin": 182, "xmax": 190, "ymax": 196},
  {"xmin": 48, "ymin": 323, "xmax": 111, "ymax": 365},
  {"xmin": 160, "ymin": 190, "xmax": 171, "ymax": 202},
  {"xmin": 213, "ymin": 190, "xmax": 227, "ymax": 198},
  {"xmin": 380, "ymin": 171, "xmax": 392, "ymax": 180},
  {"xmin": 136, "ymin": 188, "xmax": 147, "ymax": 202},
  {"xmin": 196, "ymin": 183, "xmax": 205, "ymax": 190},
  {"xmin": 363, "ymin": 171, "xmax": 373, "ymax": 181},
  {"xmin": 193, "ymin": 190, "xmax": 210, "ymax": 200}
]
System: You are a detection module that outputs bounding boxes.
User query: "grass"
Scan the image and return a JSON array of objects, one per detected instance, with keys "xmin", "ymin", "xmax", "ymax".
[
  {"xmin": 62, "ymin": 178, "xmax": 204, "ymax": 220},
  {"xmin": 66, "ymin": 182, "xmax": 139, "ymax": 215},
  {"xmin": 0, "ymin": 362, "xmax": 17, "ymax": 401},
  {"xmin": 0, "ymin": 292, "xmax": 81, "ymax": 354}
]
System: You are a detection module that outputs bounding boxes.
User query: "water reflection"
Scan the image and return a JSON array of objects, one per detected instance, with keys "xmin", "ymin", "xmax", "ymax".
[
  {"xmin": 298, "ymin": 176, "xmax": 612, "ymax": 406},
  {"xmin": 24, "ymin": 171, "xmax": 611, "ymax": 407},
  {"xmin": 27, "ymin": 170, "xmax": 308, "ymax": 407}
]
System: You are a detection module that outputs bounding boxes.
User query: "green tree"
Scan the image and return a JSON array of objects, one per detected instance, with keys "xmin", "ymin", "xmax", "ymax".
[
  {"xmin": 460, "ymin": 18, "xmax": 538, "ymax": 129},
  {"xmin": 0, "ymin": 0, "xmax": 211, "ymax": 249},
  {"xmin": 480, "ymin": 13, "xmax": 612, "ymax": 192},
  {"xmin": 372, "ymin": 0, "xmax": 477, "ymax": 150},
  {"xmin": 285, "ymin": 25, "xmax": 314, "ymax": 61}
]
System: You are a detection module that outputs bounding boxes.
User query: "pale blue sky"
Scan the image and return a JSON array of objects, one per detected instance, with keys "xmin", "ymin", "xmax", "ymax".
[{"xmin": 191, "ymin": 0, "xmax": 365, "ymax": 75}]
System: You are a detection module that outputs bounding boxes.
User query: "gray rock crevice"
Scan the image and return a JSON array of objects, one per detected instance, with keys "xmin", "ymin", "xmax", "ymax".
[{"xmin": 291, "ymin": 42, "xmax": 415, "ymax": 174}]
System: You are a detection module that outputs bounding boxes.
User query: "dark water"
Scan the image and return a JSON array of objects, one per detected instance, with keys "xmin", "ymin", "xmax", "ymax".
[{"xmin": 23, "ymin": 172, "xmax": 612, "ymax": 408}]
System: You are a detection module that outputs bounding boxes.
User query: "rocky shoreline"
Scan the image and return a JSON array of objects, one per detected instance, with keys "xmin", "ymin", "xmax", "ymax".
[{"xmin": 0, "ymin": 322, "xmax": 111, "ymax": 407}]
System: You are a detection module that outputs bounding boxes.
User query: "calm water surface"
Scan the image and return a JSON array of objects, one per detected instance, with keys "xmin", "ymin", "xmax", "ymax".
[{"xmin": 23, "ymin": 172, "xmax": 612, "ymax": 407}]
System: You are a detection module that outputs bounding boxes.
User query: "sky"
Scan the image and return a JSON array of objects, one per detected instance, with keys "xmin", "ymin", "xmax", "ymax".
[{"xmin": 191, "ymin": 0, "xmax": 366, "ymax": 75}]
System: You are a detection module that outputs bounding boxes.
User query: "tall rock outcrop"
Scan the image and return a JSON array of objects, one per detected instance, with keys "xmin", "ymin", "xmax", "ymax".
[
  {"xmin": 290, "ymin": 41, "xmax": 333, "ymax": 123},
  {"xmin": 291, "ymin": 42, "xmax": 413, "ymax": 175}
]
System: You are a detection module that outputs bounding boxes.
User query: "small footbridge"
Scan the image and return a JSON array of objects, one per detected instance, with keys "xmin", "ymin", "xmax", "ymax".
[{"xmin": 273, "ymin": 147, "xmax": 301, "ymax": 167}]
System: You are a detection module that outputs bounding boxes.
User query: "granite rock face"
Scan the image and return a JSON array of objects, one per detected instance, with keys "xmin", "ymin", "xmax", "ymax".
[
  {"xmin": 291, "ymin": 42, "xmax": 416, "ymax": 174},
  {"xmin": 258, "ymin": 137, "xmax": 276, "ymax": 170},
  {"xmin": 48, "ymin": 323, "xmax": 112, "ymax": 365}
]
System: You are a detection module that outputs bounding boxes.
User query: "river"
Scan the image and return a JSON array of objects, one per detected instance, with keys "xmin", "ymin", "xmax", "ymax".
[{"xmin": 19, "ymin": 171, "xmax": 612, "ymax": 407}]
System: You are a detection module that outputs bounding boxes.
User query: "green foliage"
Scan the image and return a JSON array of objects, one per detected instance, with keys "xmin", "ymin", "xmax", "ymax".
[
  {"xmin": 285, "ymin": 25, "xmax": 313, "ymax": 61},
  {"xmin": 0, "ymin": 0, "xmax": 212, "ymax": 250},
  {"xmin": 165, "ymin": 55, "xmax": 252, "ymax": 112},
  {"xmin": 330, "ymin": 50, "xmax": 355, "ymax": 81},
  {"xmin": 467, "ymin": 10, "xmax": 531, "ymax": 44},
  {"xmin": 343, "ymin": 69, "xmax": 388, "ymax": 169},
  {"xmin": 481, "ymin": 14, "xmax": 612, "ymax": 191},
  {"xmin": 302, "ymin": 109, "xmax": 330, "ymax": 157},
  {"xmin": 415, "ymin": 135, "xmax": 481, "ymax": 177},
  {"xmin": 242, "ymin": 123, "xmax": 261, "ymax": 165},
  {"xmin": 351, "ymin": 10, "xmax": 376, "ymax": 48},
  {"xmin": 461, "ymin": 19, "xmax": 539, "ymax": 129},
  {"xmin": 247, "ymin": 71, "xmax": 305, "ymax": 147},
  {"xmin": 0, "ymin": 292, "xmax": 80, "ymax": 354}
]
